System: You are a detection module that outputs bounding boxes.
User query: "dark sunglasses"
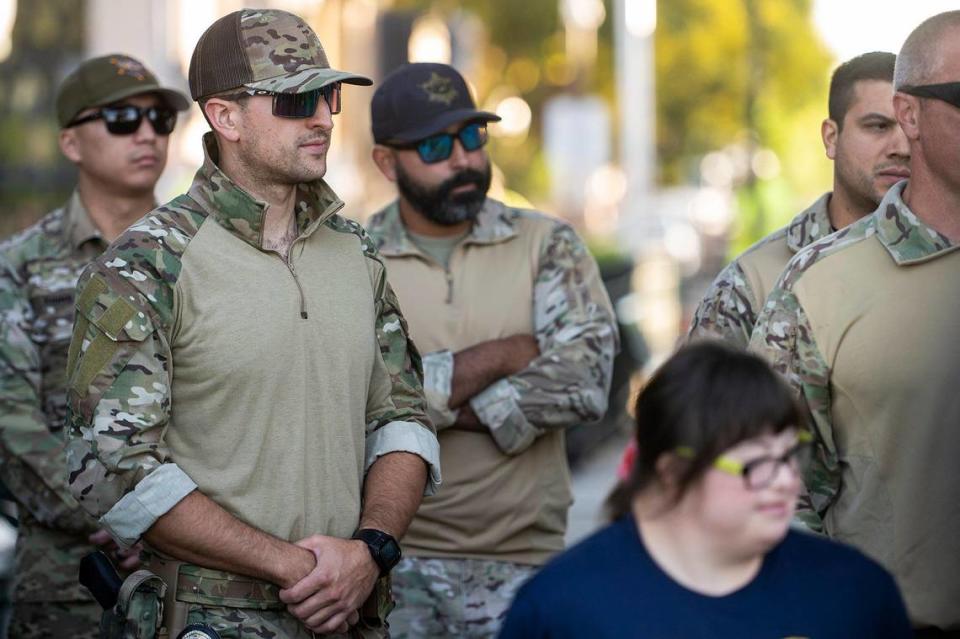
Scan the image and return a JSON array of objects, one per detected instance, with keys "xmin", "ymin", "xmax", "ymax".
[
  {"xmin": 390, "ymin": 122, "xmax": 488, "ymax": 164},
  {"xmin": 242, "ymin": 82, "xmax": 342, "ymax": 118},
  {"xmin": 899, "ymin": 81, "xmax": 960, "ymax": 109},
  {"xmin": 67, "ymin": 105, "xmax": 177, "ymax": 135}
]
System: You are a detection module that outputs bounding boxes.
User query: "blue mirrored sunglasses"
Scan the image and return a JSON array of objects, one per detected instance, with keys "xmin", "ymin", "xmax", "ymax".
[{"xmin": 390, "ymin": 122, "xmax": 488, "ymax": 164}]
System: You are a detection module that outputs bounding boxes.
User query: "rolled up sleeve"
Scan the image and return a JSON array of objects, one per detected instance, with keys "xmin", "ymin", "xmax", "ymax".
[
  {"xmin": 365, "ymin": 271, "xmax": 441, "ymax": 495},
  {"xmin": 99, "ymin": 462, "xmax": 196, "ymax": 548},
  {"xmin": 421, "ymin": 350, "xmax": 459, "ymax": 430},
  {"xmin": 364, "ymin": 420, "xmax": 441, "ymax": 495}
]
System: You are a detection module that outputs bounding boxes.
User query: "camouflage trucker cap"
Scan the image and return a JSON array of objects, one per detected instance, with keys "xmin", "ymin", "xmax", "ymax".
[
  {"xmin": 56, "ymin": 54, "xmax": 190, "ymax": 128},
  {"xmin": 188, "ymin": 8, "xmax": 372, "ymax": 101}
]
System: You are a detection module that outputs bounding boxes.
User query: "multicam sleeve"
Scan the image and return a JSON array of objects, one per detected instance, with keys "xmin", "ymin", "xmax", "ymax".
[
  {"xmin": 0, "ymin": 259, "xmax": 95, "ymax": 533},
  {"xmin": 748, "ymin": 282, "xmax": 838, "ymax": 533},
  {"xmin": 65, "ymin": 271, "xmax": 196, "ymax": 548},
  {"xmin": 686, "ymin": 259, "xmax": 758, "ymax": 348},
  {"xmin": 420, "ymin": 350, "xmax": 459, "ymax": 430},
  {"xmin": 470, "ymin": 223, "xmax": 619, "ymax": 456},
  {"xmin": 364, "ymin": 272, "xmax": 441, "ymax": 495}
]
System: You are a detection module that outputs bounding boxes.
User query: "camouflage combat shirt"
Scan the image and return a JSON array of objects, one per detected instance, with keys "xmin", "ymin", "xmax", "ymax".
[
  {"xmin": 367, "ymin": 200, "xmax": 618, "ymax": 564},
  {"xmin": 0, "ymin": 192, "xmax": 104, "ymax": 602},
  {"xmin": 688, "ymin": 193, "xmax": 833, "ymax": 347},
  {"xmin": 749, "ymin": 181, "xmax": 960, "ymax": 628},
  {"xmin": 64, "ymin": 134, "xmax": 440, "ymax": 551}
]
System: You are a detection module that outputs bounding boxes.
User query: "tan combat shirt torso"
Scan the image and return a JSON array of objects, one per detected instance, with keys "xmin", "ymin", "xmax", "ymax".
[
  {"xmin": 750, "ymin": 182, "xmax": 960, "ymax": 628},
  {"xmin": 366, "ymin": 199, "xmax": 617, "ymax": 565},
  {"xmin": 64, "ymin": 136, "xmax": 440, "ymax": 550}
]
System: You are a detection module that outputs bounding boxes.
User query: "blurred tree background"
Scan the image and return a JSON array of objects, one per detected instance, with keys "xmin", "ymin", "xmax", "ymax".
[
  {"xmin": 0, "ymin": 0, "xmax": 833, "ymax": 251},
  {"xmin": 394, "ymin": 0, "xmax": 831, "ymax": 251},
  {"xmin": 655, "ymin": 0, "xmax": 833, "ymax": 252}
]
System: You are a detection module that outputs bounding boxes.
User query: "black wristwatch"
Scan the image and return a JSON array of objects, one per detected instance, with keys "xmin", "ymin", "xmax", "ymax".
[{"xmin": 353, "ymin": 528, "xmax": 402, "ymax": 577}]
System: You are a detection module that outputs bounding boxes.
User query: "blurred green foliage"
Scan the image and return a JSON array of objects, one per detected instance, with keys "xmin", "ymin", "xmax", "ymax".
[
  {"xmin": 0, "ymin": 0, "xmax": 84, "ymax": 237},
  {"xmin": 394, "ymin": 0, "xmax": 832, "ymax": 249},
  {"xmin": 655, "ymin": 0, "xmax": 833, "ymax": 251},
  {"xmin": 0, "ymin": 0, "xmax": 833, "ymax": 251}
]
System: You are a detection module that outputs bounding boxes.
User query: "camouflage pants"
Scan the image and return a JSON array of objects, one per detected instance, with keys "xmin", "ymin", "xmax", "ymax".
[
  {"xmin": 389, "ymin": 557, "xmax": 538, "ymax": 639},
  {"xmin": 8, "ymin": 601, "xmax": 100, "ymax": 639},
  {"xmin": 183, "ymin": 604, "xmax": 388, "ymax": 639}
]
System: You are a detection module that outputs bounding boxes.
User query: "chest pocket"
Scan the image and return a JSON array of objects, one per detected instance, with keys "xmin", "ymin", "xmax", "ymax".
[{"xmin": 68, "ymin": 274, "xmax": 154, "ymax": 401}]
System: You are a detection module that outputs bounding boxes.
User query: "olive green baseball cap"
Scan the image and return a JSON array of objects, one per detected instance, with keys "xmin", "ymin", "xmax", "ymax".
[
  {"xmin": 188, "ymin": 8, "xmax": 372, "ymax": 101},
  {"xmin": 56, "ymin": 54, "xmax": 190, "ymax": 128}
]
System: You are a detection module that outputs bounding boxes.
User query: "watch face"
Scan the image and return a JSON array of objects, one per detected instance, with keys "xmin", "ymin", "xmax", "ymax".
[{"xmin": 380, "ymin": 537, "xmax": 401, "ymax": 568}]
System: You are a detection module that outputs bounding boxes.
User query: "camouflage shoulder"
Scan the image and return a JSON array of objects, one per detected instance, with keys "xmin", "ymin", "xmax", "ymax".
[
  {"xmin": 687, "ymin": 258, "xmax": 757, "ymax": 347},
  {"xmin": 491, "ymin": 199, "xmax": 565, "ymax": 230},
  {"xmin": 0, "ymin": 206, "xmax": 69, "ymax": 269},
  {"xmin": 362, "ymin": 204, "xmax": 400, "ymax": 249},
  {"xmin": 776, "ymin": 213, "xmax": 876, "ymax": 292},
  {"xmin": 324, "ymin": 213, "xmax": 383, "ymax": 262},
  {"xmin": 80, "ymin": 196, "xmax": 207, "ymax": 327}
]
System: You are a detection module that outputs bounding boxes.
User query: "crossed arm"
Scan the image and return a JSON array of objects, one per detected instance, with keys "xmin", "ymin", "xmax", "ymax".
[
  {"xmin": 446, "ymin": 335, "xmax": 541, "ymax": 431},
  {"xmin": 423, "ymin": 223, "xmax": 619, "ymax": 451}
]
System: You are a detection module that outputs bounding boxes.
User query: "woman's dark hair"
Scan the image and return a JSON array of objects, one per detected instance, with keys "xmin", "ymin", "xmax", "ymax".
[{"xmin": 606, "ymin": 340, "xmax": 804, "ymax": 520}]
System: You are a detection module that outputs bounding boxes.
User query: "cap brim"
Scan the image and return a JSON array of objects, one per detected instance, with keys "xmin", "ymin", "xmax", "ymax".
[
  {"xmin": 245, "ymin": 67, "xmax": 373, "ymax": 94},
  {"xmin": 384, "ymin": 108, "xmax": 502, "ymax": 144},
  {"xmin": 94, "ymin": 84, "xmax": 191, "ymax": 112}
]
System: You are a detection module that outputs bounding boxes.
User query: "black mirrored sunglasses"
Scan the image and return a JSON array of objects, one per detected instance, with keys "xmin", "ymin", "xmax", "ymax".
[
  {"xmin": 67, "ymin": 105, "xmax": 177, "ymax": 135},
  {"xmin": 899, "ymin": 82, "xmax": 960, "ymax": 109},
  {"xmin": 244, "ymin": 82, "xmax": 342, "ymax": 118}
]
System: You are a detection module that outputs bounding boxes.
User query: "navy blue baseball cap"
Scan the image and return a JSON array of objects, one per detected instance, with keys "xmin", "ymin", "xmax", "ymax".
[{"xmin": 371, "ymin": 63, "xmax": 500, "ymax": 145}]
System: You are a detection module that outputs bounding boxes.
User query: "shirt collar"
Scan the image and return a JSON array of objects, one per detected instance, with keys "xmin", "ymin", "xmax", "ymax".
[
  {"xmin": 370, "ymin": 197, "xmax": 518, "ymax": 258},
  {"xmin": 186, "ymin": 133, "xmax": 344, "ymax": 250},
  {"xmin": 64, "ymin": 190, "xmax": 106, "ymax": 251},
  {"xmin": 875, "ymin": 180, "xmax": 959, "ymax": 265},
  {"xmin": 786, "ymin": 192, "xmax": 833, "ymax": 253}
]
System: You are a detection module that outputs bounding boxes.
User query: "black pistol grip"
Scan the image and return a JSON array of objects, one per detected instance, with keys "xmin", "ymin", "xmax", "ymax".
[{"xmin": 79, "ymin": 550, "xmax": 123, "ymax": 610}]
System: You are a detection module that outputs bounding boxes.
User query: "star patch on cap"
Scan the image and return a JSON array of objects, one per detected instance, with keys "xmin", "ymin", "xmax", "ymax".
[{"xmin": 419, "ymin": 72, "xmax": 459, "ymax": 106}]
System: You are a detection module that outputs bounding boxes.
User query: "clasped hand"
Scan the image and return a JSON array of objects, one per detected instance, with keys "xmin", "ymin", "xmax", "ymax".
[{"xmin": 279, "ymin": 534, "xmax": 380, "ymax": 635}]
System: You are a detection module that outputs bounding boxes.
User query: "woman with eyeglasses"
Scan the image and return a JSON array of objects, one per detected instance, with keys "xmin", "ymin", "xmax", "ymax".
[{"xmin": 499, "ymin": 341, "xmax": 911, "ymax": 639}]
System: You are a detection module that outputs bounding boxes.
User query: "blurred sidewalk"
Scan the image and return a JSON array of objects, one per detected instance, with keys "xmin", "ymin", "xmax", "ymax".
[{"xmin": 565, "ymin": 428, "xmax": 630, "ymax": 547}]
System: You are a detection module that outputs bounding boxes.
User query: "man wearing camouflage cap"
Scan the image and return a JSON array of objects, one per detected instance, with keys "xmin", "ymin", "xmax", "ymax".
[
  {"xmin": 64, "ymin": 9, "xmax": 440, "ymax": 639},
  {"xmin": 0, "ymin": 53, "xmax": 188, "ymax": 637},
  {"xmin": 365, "ymin": 62, "xmax": 618, "ymax": 638},
  {"xmin": 751, "ymin": 11, "xmax": 960, "ymax": 631}
]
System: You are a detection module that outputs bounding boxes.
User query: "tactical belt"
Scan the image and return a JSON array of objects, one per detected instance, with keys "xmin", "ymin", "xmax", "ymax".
[
  {"xmin": 147, "ymin": 554, "xmax": 283, "ymax": 609},
  {"xmin": 146, "ymin": 552, "xmax": 392, "ymax": 638}
]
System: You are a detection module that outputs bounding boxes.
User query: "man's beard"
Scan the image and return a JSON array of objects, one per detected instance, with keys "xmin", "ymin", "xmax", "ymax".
[{"xmin": 396, "ymin": 162, "xmax": 492, "ymax": 226}]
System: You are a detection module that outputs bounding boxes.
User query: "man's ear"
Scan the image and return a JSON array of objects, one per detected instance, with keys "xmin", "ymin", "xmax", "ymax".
[
  {"xmin": 821, "ymin": 118, "xmax": 839, "ymax": 161},
  {"xmin": 203, "ymin": 99, "xmax": 243, "ymax": 143},
  {"xmin": 371, "ymin": 145, "xmax": 398, "ymax": 182},
  {"xmin": 58, "ymin": 128, "xmax": 84, "ymax": 164},
  {"xmin": 893, "ymin": 92, "xmax": 921, "ymax": 141}
]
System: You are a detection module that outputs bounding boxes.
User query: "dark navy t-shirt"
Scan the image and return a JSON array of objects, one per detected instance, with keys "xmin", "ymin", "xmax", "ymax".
[{"xmin": 500, "ymin": 515, "xmax": 911, "ymax": 639}]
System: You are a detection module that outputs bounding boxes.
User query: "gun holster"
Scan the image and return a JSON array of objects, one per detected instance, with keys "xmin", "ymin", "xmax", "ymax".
[{"xmin": 100, "ymin": 569, "xmax": 167, "ymax": 639}]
